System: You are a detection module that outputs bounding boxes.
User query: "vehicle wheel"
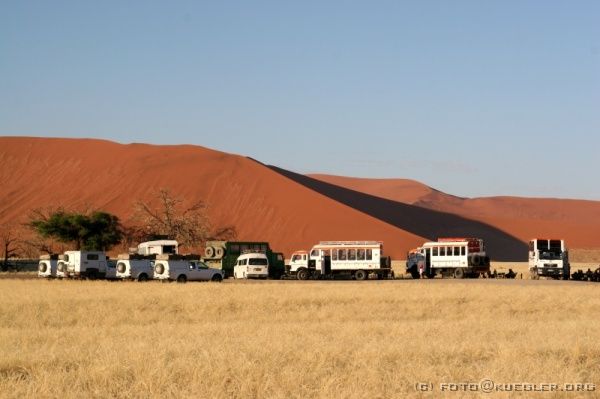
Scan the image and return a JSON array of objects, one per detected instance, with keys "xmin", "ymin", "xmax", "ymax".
[
  {"xmin": 410, "ymin": 270, "xmax": 420, "ymax": 279},
  {"xmin": 355, "ymin": 270, "xmax": 367, "ymax": 281},
  {"xmin": 177, "ymin": 275, "xmax": 187, "ymax": 283},
  {"xmin": 453, "ymin": 268, "xmax": 465, "ymax": 279},
  {"xmin": 211, "ymin": 274, "xmax": 223, "ymax": 282},
  {"xmin": 470, "ymin": 272, "xmax": 480, "ymax": 279},
  {"xmin": 87, "ymin": 270, "xmax": 98, "ymax": 280},
  {"xmin": 297, "ymin": 268, "xmax": 309, "ymax": 281},
  {"xmin": 138, "ymin": 273, "xmax": 148, "ymax": 282}
]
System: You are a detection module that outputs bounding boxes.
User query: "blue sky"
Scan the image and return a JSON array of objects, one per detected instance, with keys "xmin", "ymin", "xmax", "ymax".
[{"xmin": 1, "ymin": 1, "xmax": 598, "ymax": 199}]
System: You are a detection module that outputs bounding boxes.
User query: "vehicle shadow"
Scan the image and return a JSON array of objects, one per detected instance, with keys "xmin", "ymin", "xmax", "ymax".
[{"xmin": 265, "ymin": 163, "xmax": 528, "ymax": 262}]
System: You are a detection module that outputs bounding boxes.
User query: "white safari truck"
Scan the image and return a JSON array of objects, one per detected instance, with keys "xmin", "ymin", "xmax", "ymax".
[
  {"xmin": 233, "ymin": 252, "xmax": 269, "ymax": 279},
  {"xmin": 153, "ymin": 254, "xmax": 224, "ymax": 283},
  {"xmin": 62, "ymin": 251, "xmax": 109, "ymax": 279},
  {"xmin": 38, "ymin": 254, "xmax": 59, "ymax": 278},
  {"xmin": 529, "ymin": 238, "xmax": 570, "ymax": 280},
  {"xmin": 406, "ymin": 238, "xmax": 490, "ymax": 278},
  {"xmin": 116, "ymin": 240, "xmax": 179, "ymax": 281},
  {"xmin": 286, "ymin": 241, "xmax": 392, "ymax": 280}
]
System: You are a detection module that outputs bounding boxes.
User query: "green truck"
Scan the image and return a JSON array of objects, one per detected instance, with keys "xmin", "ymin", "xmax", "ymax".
[{"xmin": 203, "ymin": 241, "xmax": 285, "ymax": 279}]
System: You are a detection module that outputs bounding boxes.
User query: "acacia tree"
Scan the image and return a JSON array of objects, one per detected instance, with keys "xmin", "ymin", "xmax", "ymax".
[
  {"xmin": 29, "ymin": 209, "xmax": 123, "ymax": 251},
  {"xmin": 134, "ymin": 188, "xmax": 236, "ymax": 249},
  {"xmin": 0, "ymin": 224, "xmax": 21, "ymax": 272}
]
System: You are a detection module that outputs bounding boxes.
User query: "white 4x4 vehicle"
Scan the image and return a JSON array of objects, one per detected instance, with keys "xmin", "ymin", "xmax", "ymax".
[
  {"xmin": 234, "ymin": 252, "xmax": 269, "ymax": 279},
  {"xmin": 63, "ymin": 251, "xmax": 108, "ymax": 279},
  {"xmin": 153, "ymin": 254, "xmax": 223, "ymax": 283},
  {"xmin": 38, "ymin": 254, "xmax": 59, "ymax": 278},
  {"xmin": 116, "ymin": 254, "xmax": 155, "ymax": 282}
]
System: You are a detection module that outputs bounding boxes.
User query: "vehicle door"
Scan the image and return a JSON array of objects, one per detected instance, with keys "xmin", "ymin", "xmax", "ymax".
[{"xmin": 196, "ymin": 261, "xmax": 214, "ymax": 280}]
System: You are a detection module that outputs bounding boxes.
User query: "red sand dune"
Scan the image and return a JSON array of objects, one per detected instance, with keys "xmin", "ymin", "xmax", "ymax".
[
  {"xmin": 310, "ymin": 174, "xmax": 600, "ymax": 249},
  {"xmin": 0, "ymin": 137, "xmax": 425, "ymax": 259}
]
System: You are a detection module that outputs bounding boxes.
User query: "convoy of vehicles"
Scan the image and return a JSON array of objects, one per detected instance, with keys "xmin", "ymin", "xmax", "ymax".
[
  {"xmin": 35, "ymin": 237, "xmax": 593, "ymax": 283},
  {"xmin": 286, "ymin": 241, "xmax": 392, "ymax": 280},
  {"xmin": 406, "ymin": 238, "xmax": 491, "ymax": 279},
  {"xmin": 528, "ymin": 239, "xmax": 570, "ymax": 280},
  {"xmin": 233, "ymin": 252, "xmax": 269, "ymax": 279}
]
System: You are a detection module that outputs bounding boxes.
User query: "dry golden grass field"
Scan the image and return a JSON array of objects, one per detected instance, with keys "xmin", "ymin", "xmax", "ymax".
[{"xmin": 1, "ymin": 278, "xmax": 599, "ymax": 398}]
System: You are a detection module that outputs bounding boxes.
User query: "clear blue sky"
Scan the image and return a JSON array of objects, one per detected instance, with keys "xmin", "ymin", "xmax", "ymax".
[{"xmin": 1, "ymin": 1, "xmax": 598, "ymax": 199}]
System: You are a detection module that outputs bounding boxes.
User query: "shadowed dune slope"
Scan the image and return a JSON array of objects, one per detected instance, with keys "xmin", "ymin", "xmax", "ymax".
[
  {"xmin": 0, "ymin": 137, "xmax": 426, "ymax": 259},
  {"xmin": 310, "ymin": 174, "xmax": 600, "ymax": 249},
  {"xmin": 273, "ymin": 168, "xmax": 529, "ymax": 261}
]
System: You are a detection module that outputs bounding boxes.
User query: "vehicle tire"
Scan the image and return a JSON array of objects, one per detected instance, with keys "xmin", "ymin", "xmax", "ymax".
[
  {"xmin": 204, "ymin": 246, "xmax": 215, "ymax": 258},
  {"xmin": 470, "ymin": 272, "xmax": 480, "ymax": 279},
  {"xmin": 410, "ymin": 270, "xmax": 420, "ymax": 279},
  {"xmin": 562, "ymin": 270, "xmax": 570, "ymax": 280},
  {"xmin": 87, "ymin": 270, "xmax": 98, "ymax": 280},
  {"xmin": 297, "ymin": 268, "xmax": 309, "ymax": 281},
  {"xmin": 39, "ymin": 263, "xmax": 47, "ymax": 273},
  {"xmin": 453, "ymin": 268, "xmax": 465, "ymax": 279},
  {"xmin": 471, "ymin": 255, "xmax": 481, "ymax": 267},
  {"xmin": 211, "ymin": 274, "xmax": 223, "ymax": 282},
  {"xmin": 155, "ymin": 264, "xmax": 165, "ymax": 275},
  {"xmin": 214, "ymin": 247, "xmax": 225, "ymax": 258},
  {"xmin": 355, "ymin": 270, "xmax": 367, "ymax": 281},
  {"xmin": 138, "ymin": 273, "xmax": 149, "ymax": 282},
  {"xmin": 177, "ymin": 274, "xmax": 187, "ymax": 283},
  {"xmin": 483, "ymin": 256, "xmax": 491, "ymax": 266}
]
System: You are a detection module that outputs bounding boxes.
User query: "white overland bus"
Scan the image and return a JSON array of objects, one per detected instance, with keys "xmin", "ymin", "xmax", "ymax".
[
  {"xmin": 116, "ymin": 240, "xmax": 179, "ymax": 281},
  {"xmin": 38, "ymin": 254, "xmax": 59, "ymax": 278},
  {"xmin": 287, "ymin": 241, "xmax": 392, "ymax": 280},
  {"xmin": 409, "ymin": 238, "xmax": 490, "ymax": 279},
  {"xmin": 233, "ymin": 252, "xmax": 269, "ymax": 279},
  {"xmin": 62, "ymin": 251, "xmax": 109, "ymax": 279},
  {"xmin": 529, "ymin": 238, "xmax": 570, "ymax": 280}
]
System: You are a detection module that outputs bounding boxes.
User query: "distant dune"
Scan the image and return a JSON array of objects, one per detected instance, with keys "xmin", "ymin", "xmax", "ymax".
[
  {"xmin": 1, "ymin": 137, "xmax": 598, "ymax": 260},
  {"xmin": 310, "ymin": 174, "xmax": 600, "ymax": 250}
]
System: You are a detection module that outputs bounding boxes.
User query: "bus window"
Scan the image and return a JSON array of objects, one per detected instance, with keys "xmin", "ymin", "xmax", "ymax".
[
  {"xmin": 366, "ymin": 249, "xmax": 372, "ymax": 260},
  {"xmin": 322, "ymin": 249, "xmax": 330, "ymax": 258},
  {"xmin": 432, "ymin": 247, "xmax": 438, "ymax": 256},
  {"xmin": 439, "ymin": 247, "xmax": 445, "ymax": 256},
  {"xmin": 339, "ymin": 249, "xmax": 347, "ymax": 261},
  {"xmin": 310, "ymin": 249, "xmax": 319, "ymax": 258},
  {"xmin": 461, "ymin": 246, "xmax": 466, "ymax": 256},
  {"xmin": 348, "ymin": 249, "xmax": 356, "ymax": 261},
  {"xmin": 357, "ymin": 249, "xmax": 365, "ymax": 260},
  {"xmin": 454, "ymin": 247, "xmax": 460, "ymax": 256},
  {"xmin": 332, "ymin": 250, "xmax": 337, "ymax": 261}
]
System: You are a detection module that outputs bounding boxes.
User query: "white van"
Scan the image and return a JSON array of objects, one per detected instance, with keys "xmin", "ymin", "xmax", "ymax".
[
  {"xmin": 38, "ymin": 254, "xmax": 59, "ymax": 278},
  {"xmin": 153, "ymin": 254, "xmax": 223, "ymax": 283},
  {"xmin": 116, "ymin": 254, "xmax": 155, "ymax": 282},
  {"xmin": 234, "ymin": 252, "xmax": 269, "ymax": 279},
  {"xmin": 63, "ymin": 251, "xmax": 108, "ymax": 279}
]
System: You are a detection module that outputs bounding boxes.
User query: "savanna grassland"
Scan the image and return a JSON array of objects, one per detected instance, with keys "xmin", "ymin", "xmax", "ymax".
[{"xmin": 1, "ymin": 279, "xmax": 599, "ymax": 398}]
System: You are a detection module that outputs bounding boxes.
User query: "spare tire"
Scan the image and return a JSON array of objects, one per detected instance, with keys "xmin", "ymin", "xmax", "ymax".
[
  {"xmin": 471, "ymin": 255, "xmax": 481, "ymax": 267},
  {"xmin": 155, "ymin": 263, "xmax": 165, "ymax": 275},
  {"xmin": 58, "ymin": 262, "xmax": 65, "ymax": 272},
  {"xmin": 39, "ymin": 262, "xmax": 47, "ymax": 273},
  {"xmin": 204, "ymin": 247, "xmax": 215, "ymax": 258},
  {"xmin": 117, "ymin": 262, "xmax": 127, "ymax": 273},
  {"xmin": 214, "ymin": 247, "xmax": 225, "ymax": 258},
  {"xmin": 484, "ymin": 256, "xmax": 490, "ymax": 266}
]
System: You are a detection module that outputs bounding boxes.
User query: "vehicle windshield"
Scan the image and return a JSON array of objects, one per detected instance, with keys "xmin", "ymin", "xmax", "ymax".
[
  {"xmin": 540, "ymin": 251, "xmax": 562, "ymax": 260},
  {"xmin": 249, "ymin": 258, "xmax": 268, "ymax": 266},
  {"xmin": 197, "ymin": 261, "xmax": 209, "ymax": 269}
]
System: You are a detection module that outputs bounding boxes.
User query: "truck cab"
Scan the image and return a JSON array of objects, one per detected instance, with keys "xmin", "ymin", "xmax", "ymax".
[{"xmin": 529, "ymin": 239, "xmax": 570, "ymax": 280}]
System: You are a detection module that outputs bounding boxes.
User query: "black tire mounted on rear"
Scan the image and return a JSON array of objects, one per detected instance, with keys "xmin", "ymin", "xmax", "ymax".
[
  {"xmin": 177, "ymin": 274, "xmax": 187, "ymax": 283},
  {"xmin": 355, "ymin": 270, "xmax": 367, "ymax": 281}
]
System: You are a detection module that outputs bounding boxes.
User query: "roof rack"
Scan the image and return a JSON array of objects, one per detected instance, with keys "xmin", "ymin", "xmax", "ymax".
[{"xmin": 318, "ymin": 241, "xmax": 382, "ymax": 246}]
